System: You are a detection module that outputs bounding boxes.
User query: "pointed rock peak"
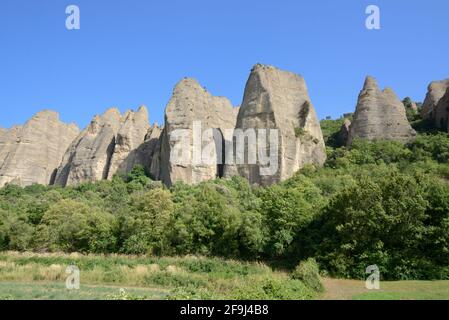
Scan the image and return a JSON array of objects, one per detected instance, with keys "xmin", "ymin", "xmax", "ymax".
[
  {"xmin": 363, "ymin": 76, "xmax": 379, "ymax": 90},
  {"xmin": 251, "ymin": 63, "xmax": 285, "ymax": 73},
  {"xmin": 135, "ymin": 105, "xmax": 149, "ymax": 121},
  {"xmin": 251, "ymin": 63, "xmax": 300, "ymax": 76},
  {"xmin": 251, "ymin": 63, "xmax": 273, "ymax": 71},
  {"xmin": 32, "ymin": 110, "xmax": 60, "ymax": 121},
  {"xmin": 382, "ymin": 87, "xmax": 398, "ymax": 97},
  {"xmin": 429, "ymin": 78, "xmax": 449, "ymax": 90},
  {"xmin": 137, "ymin": 105, "xmax": 148, "ymax": 113},
  {"xmin": 101, "ymin": 107, "xmax": 122, "ymax": 123},
  {"xmin": 102, "ymin": 107, "xmax": 121, "ymax": 117},
  {"xmin": 123, "ymin": 110, "xmax": 133, "ymax": 119},
  {"xmin": 68, "ymin": 123, "xmax": 80, "ymax": 132},
  {"xmin": 248, "ymin": 64, "xmax": 307, "ymax": 91},
  {"xmin": 173, "ymin": 77, "xmax": 205, "ymax": 93}
]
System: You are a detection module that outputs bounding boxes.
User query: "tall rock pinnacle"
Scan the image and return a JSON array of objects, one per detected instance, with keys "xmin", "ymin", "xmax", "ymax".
[
  {"xmin": 0, "ymin": 110, "xmax": 80, "ymax": 187},
  {"xmin": 154, "ymin": 78, "xmax": 238, "ymax": 186},
  {"xmin": 107, "ymin": 106, "xmax": 150, "ymax": 179},
  {"xmin": 421, "ymin": 79, "xmax": 449, "ymax": 119},
  {"xmin": 224, "ymin": 64, "xmax": 326, "ymax": 185},
  {"xmin": 346, "ymin": 76, "xmax": 416, "ymax": 145},
  {"xmin": 54, "ymin": 108, "xmax": 122, "ymax": 186}
]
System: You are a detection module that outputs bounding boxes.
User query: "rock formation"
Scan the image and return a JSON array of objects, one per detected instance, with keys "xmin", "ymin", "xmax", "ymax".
[
  {"xmin": 156, "ymin": 78, "xmax": 238, "ymax": 186},
  {"xmin": 0, "ymin": 111, "xmax": 79, "ymax": 187},
  {"xmin": 346, "ymin": 76, "xmax": 416, "ymax": 145},
  {"xmin": 434, "ymin": 88, "xmax": 449, "ymax": 132},
  {"xmin": 421, "ymin": 79, "xmax": 449, "ymax": 122},
  {"xmin": 54, "ymin": 107, "xmax": 156, "ymax": 186},
  {"xmin": 337, "ymin": 118, "xmax": 351, "ymax": 146},
  {"xmin": 0, "ymin": 64, "xmax": 359, "ymax": 188},
  {"xmin": 107, "ymin": 106, "xmax": 150, "ymax": 179},
  {"xmin": 54, "ymin": 108, "xmax": 122, "ymax": 186},
  {"xmin": 148, "ymin": 124, "xmax": 163, "ymax": 179},
  {"xmin": 224, "ymin": 64, "xmax": 326, "ymax": 185},
  {"xmin": 410, "ymin": 102, "xmax": 418, "ymax": 113}
]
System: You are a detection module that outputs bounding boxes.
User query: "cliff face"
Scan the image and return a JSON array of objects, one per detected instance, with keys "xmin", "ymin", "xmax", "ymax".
[
  {"xmin": 8, "ymin": 65, "xmax": 421, "ymax": 188},
  {"xmin": 155, "ymin": 78, "xmax": 237, "ymax": 186},
  {"xmin": 54, "ymin": 107, "xmax": 156, "ymax": 186},
  {"xmin": 54, "ymin": 108, "xmax": 122, "ymax": 186},
  {"xmin": 420, "ymin": 79, "xmax": 449, "ymax": 132},
  {"xmin": 0, "ymin": 111, "xmax": 79, "ymax": 187},
  {"xmin": 421, "ymin": 79, "xmax": 449, "ymax": 123},
  {"xmin": 434, "ymin": 88, "xmax": 449, "ymax": 132},
  {"xmin": 106, "ymin": 106, "xmax": 150, "ymax": 179},
  {"xmin": 346, "ymin": 76, "xmax": 416, "ymax": 145},
  {"xmin": 224, "ymin": 64, "xmax": 326, "ymax": 186}
]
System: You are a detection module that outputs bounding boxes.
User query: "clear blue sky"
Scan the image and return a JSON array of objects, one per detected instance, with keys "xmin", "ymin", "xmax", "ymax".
[{"xmin": 1, "ymin": 0, "xmax": 449, "ymax": 129}]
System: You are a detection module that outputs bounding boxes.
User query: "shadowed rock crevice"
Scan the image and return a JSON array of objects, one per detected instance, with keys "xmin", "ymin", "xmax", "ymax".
[{"xmin": 157, "ymin": 78, "xmax": 238, "ymax": 186}]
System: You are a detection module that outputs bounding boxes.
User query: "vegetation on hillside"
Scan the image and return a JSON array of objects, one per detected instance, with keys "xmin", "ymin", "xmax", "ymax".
[{"xmin": 1, "ymin": 109, "xmax": 449, "ymax": 281}]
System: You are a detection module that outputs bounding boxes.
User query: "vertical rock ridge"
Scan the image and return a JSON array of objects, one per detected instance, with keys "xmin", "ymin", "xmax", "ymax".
[
  {"xmin": 0, "ymin": 111, "xmax": 80, "ymax": 187},
  {"xmin": 157, "ymin": 78, "xmax": 237, "ymax": 186},
  {"xmin": 346, "ymin": 76, "xmax": 416, "ymax": 145},
  {"xmin": 224, "ymin": 64, "xmax": 326, "ymax": 186}
]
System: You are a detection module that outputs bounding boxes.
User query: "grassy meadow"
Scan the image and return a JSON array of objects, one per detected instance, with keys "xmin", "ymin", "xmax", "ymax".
[
  {"xmin": 1, "ymin": 251, "xmax": 449, "ymax": 300},
  {"xmin": 0, "ymin": 251, "xmax": 318, "ymax": 300}
]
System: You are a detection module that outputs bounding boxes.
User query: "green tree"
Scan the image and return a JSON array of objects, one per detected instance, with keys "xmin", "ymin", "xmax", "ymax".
[
  {"xmin": 121, "ymin": 188, "xmax": 174, "ymax": 254},
  {"xmin": 38, "ymin": 199, "xmax": 116, "ymax": 252}
]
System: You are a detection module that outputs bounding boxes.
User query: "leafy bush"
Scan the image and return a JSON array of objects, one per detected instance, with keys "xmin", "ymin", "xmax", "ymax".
[
  {"xmin": 291, "ymin": 258, "xmax": 323, "ymax": 292},
  {"xmin": 37, "ymin": 199, "xmax": 116, "ymax": 253}
]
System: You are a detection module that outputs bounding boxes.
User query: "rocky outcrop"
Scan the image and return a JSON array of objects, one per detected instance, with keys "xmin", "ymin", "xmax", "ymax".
[
  {"xmin": 54, "ymin": 108, "xmax": 122, "ymax": 186},
  {"xmin": 337, "ymin": 118, "xmax": 351, "ymax": 146},
  {"xmin": 410, "ymin": 102, "xmax": 418, "ymax": 112},
  {"xmin": 434, "ymin": 88, "xmax": 449, "ymax": 132},
  {"xmin": 0, "ymin": 111, "xmax": 79, "ymax": 187},
  {"xmin": 55, "ymin": 107, "xmax": 155, "ymax": 186},
  {"xmin": 107, "ymin": 106, "xmax": 150, "ymax": 179},
  {"xmin": 157, "ymin": 78, "xmax": 237, "ymax": 186},
  {"xmin": 224, "ymin": 64, "xmax": 326, "ymax": 185},
  {"xmin": 346, "ymin": 76, "xmax": 416, "ymax": 145},
  {"xmin": 421, "ymin": 79, "xmax": 449, "ymax": 123}
]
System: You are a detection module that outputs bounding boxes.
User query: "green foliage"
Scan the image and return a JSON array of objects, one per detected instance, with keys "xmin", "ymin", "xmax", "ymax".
[
  {"xmin": 326, "ymin": 139, "xmax": 412, "ymax": 168},
  {"xmin": 120, "ymin": 188, "xmax": 173, "ymax": 254},
  {"xmin": 408, "ymin": 133, "xmax": 449, "ymax": 163},
  {"xmin": 320, "ymin": 118, "xmax": 345, "ymax": 147},
  {"xmin": 291, "ymin": 258, "xmax": 323, "ymax": 292},
  {"xmin": 38, "ymin": 199, "xmax": 116, "ymax": 253},
  {"xmin": 2, "ymin": 129, "xmax": 449, "ymax": 285},
  {"xmin": 311, "ymin": 170, "xmax": 447, "ymax": 280},
  {"xmin": 261, "ymin": 178, "xmax": 324, "ymax": 257}
]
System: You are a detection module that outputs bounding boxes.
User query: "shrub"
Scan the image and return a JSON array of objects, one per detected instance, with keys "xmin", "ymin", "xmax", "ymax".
[{"xmin": 291, "ymin": 258, "xmax": 323, "ymax": 292}]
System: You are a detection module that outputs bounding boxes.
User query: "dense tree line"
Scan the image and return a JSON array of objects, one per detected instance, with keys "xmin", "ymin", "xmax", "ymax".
[{"xmin": 1, "ymin": 127, "xmax": 449, "ymax": 280}]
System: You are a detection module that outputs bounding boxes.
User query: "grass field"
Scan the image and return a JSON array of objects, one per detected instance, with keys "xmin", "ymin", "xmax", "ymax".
[
  {"xmin": 0, "ymin": 251, "xmax": 317, "ymax": 300},
  {"xmin": 1, "ymin": 252, "xmax": 448, "ymax": 300},
  {"xmin": 320, "ymin": 278, "xmax": 449, "ymax": 300}
]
